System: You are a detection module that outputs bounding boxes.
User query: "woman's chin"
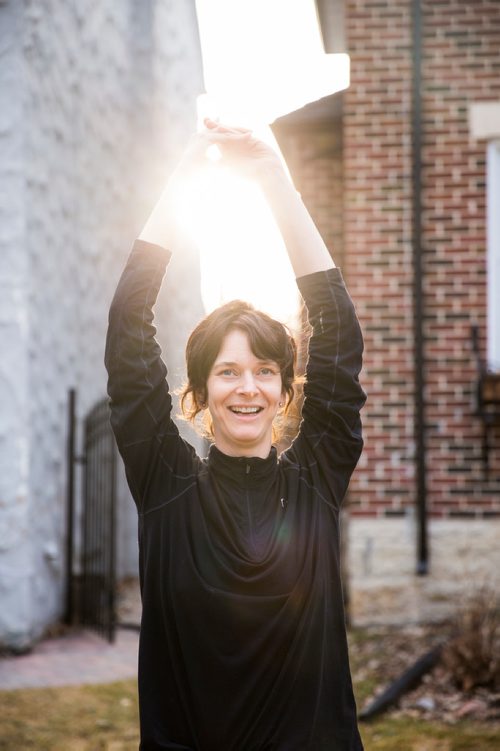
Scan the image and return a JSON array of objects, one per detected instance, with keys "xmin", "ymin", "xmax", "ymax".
[{"xmin": 215, "ymin": 429, "xmax": 272, "ymax": 457}]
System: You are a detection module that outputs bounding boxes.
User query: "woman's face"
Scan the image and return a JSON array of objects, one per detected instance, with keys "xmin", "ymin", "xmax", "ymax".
[{"xmin": 205, "ymin": 328, "xmax": 284, "ymax": 458}]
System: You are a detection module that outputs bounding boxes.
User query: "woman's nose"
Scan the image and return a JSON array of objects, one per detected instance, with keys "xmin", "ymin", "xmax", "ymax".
[{"xmin": 237, "ymin": 372, "xmax": 258, "ymax": 394}]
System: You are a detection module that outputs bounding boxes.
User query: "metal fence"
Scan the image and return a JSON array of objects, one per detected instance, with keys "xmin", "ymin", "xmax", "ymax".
[{"xmin": 66, "ymin": 390, "xmax": 117, "ymax": 642}]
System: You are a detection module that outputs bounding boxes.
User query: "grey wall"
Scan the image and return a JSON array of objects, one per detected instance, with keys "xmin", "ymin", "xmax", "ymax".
[{"xmin": 0, "ymin": 0, "xmax": 204, "ymax": 649}]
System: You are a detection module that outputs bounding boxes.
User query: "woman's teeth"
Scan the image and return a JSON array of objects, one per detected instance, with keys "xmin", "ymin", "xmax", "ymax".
[{"xmin": 230, "ymin": 406, "xmax": 261, "ymax": 414}]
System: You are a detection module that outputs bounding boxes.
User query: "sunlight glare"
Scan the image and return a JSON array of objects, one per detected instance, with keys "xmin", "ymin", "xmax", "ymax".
[
  {"xmin": 177, "ymin": 129, "xmax": 300, "ymax": 329},
  {"xmin": 181, "ymin": 0, "xmax": 348, "ymax": 329},
  {"xmin": 195, "ymin": 0, "xmax": 349, "ymax": 124}
]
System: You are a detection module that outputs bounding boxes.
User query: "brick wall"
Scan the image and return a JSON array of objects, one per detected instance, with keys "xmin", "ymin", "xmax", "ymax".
[
  {"xmin": 419, "ymin": 0, "xmax": 500, "ymax": 514},
  {"xmin": 343, "ymin": 0, "xmax": 415, "ymax": 516},
  {"xmin": 342, "ymin": 0, "xmax": 500, "ymax": 517},
  {"xmin": 276, "ymin": 1, "xmax": 500, "ymax": 518}
]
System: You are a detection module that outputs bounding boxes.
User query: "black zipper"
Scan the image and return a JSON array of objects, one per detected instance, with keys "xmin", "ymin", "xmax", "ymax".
[{"xmin": 245, "ymin": 463, "xmax": 256, "ymax": 553}]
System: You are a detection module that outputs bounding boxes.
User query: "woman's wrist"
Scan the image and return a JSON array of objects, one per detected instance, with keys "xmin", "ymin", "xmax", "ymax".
[{"xmin": 258, "ymin": 163, "xmax": 295, "ymax": 198}]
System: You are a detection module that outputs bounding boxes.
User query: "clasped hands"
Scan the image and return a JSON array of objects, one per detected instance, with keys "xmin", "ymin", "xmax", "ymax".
[{"xmin": 172, "ymin": 118, "xmax": 285, "ymax": 185}]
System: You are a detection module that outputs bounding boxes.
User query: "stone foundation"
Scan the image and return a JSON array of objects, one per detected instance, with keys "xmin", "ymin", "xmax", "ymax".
[{"xmin": 347, "ymin": 517, "xmax": 500, "ymax": 625}]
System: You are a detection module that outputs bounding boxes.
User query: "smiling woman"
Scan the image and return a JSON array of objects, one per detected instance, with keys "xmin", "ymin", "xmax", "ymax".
[{"xmin": 105, "ymin": 120, "xmax": 366, "ymax": 750}]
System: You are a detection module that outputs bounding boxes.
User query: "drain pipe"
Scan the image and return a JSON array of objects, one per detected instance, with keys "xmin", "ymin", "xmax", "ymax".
[
  {"xmin": 358, "ymin": 644, "xmax": 442, "ymax": 720},
  {"xmin": 411, "ymin": 0, "xmax": 428, "ymax": 575}
]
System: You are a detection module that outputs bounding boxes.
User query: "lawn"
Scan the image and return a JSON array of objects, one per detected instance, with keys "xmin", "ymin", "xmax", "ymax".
[
  {"xmin": 360, "ymin": 718, "xmax": 500, "ymax": 750},
  {"xmin": 0, "ymin": 622, "xmax": 499, "ymax": 750},
  {"xmin": 0, "ymin": 680, "xmax": 140, "ymax": 750},
  {"xmin": 0, "ymin": 678, "xmax": 498, "ymax": 750}
]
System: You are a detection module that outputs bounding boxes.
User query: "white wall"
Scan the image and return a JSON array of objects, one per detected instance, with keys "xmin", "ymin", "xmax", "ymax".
[
  {"xmin": 0, "ymin": 0, "xmax": 32, "ymax": 653},
  {"xmin": 0, "ymin": 0, "xmax": 204, "ymax": 649}
]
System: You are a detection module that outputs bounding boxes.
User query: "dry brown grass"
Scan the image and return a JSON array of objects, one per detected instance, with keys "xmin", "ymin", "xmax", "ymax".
[{"xmin": 443, "ymin": 587, "xmax": 500, "ymax": 692}]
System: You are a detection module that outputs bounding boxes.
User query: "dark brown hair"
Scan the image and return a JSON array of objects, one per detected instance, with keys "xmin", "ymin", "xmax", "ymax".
[{"xmin": 180, "ymin": 300, "xmax": 297, "ymax": 437}]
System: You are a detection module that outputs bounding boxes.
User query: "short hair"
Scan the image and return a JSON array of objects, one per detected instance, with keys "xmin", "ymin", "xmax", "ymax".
[{"xmin": 180, "ymin": 300, "xmax": 297, "ymax": 438}]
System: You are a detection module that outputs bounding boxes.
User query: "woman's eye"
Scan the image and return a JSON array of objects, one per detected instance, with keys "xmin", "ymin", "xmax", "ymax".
[
  {"xmin": 259, "ymin": 367, "xmax": 274, "ymax": 376},
  {"xmin": 221, "ymin": 369, "xmax": 235, "ymax": 376}
]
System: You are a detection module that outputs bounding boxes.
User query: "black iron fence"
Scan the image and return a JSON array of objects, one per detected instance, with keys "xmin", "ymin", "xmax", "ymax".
[{"xmin": 66, "ymin": 389, "xmax": 117, "ymax": 642}]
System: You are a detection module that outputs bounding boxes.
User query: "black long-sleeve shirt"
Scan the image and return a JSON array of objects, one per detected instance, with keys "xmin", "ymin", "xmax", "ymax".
[{"xmin": 105, "ymin": 239, "xmax": 366, "ymax": 751}]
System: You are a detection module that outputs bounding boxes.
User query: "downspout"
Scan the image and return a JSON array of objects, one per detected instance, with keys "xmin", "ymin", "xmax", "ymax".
[{"xmin": 411, "ymin": 0, "xmax": 428, "ymax": 574}]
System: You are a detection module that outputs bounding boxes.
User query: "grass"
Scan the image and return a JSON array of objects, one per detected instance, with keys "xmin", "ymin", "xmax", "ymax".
[
  {"xmin": 359, "ymin": 718, "xmax": 500, "ymax": 750},
  {"xmin": 1, "ymin": 679, "xmax": 499, "ymax": 750},
  {"xmin": 0, "ymin": 680, "xmax": 140, "ymax": 750}
]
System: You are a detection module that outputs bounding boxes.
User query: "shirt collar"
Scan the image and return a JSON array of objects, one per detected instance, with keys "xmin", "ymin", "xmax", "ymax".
[{"xmin": 207, "ymin": 444, "xmax": 278, "ymax": 484}]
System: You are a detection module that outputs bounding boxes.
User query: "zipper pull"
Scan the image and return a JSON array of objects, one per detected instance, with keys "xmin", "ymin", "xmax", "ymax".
[{"xmin": 246, "ymin": 464, "xmax": 250, "ymax": 475}]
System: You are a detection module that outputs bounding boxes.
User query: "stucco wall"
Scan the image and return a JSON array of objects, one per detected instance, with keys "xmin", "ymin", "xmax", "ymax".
[
  {"xmin": 0, "ymin": 0, "xmax": 32, "ymax": 653},
  {"xmin": 0, "ymin": 0, "xmax": 204, "ymax": 649}
]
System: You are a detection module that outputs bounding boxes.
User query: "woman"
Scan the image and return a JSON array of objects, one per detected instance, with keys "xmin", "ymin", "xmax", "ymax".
[{"xmin": 105, "ymin": 120, "xmax": 366, "ymax": 750}]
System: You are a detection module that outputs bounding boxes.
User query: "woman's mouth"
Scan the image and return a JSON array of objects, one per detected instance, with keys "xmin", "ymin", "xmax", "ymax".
[{"xmin": 229, "ymin": 406, "xmax": 263, "ymax": 415}]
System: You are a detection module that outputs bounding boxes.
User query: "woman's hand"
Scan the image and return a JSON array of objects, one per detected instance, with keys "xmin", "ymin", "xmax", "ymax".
[
  {"xmin": 203, "ymin": 118, "xmax": 285, "ymax": 183},
  {"xmin": 170, "ymin": 120, "xmax": 249, "ymax": 179},
  {"xmin": 172, "ymin": 119, "xmax": 285, "ymax": 185}
]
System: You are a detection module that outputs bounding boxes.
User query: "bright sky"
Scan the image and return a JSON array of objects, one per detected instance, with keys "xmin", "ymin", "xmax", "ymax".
[
  {"xmin": 194, "ymin": 0, "xmax": 349, "ymax": 125},
  {"xmin": 185, "ymin": 0, "xmax": 349, "ymax": 326}
]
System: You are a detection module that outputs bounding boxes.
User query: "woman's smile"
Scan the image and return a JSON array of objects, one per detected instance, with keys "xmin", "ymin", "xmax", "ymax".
[{"xmin": 228, "ymin": 405, "xmax": 263, "ymax": 416}]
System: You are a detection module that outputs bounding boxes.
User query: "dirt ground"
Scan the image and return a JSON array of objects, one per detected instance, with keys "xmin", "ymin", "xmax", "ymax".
[{"xmin": 350, "ymin": 622, "xmax": 500, "ymax": 725}]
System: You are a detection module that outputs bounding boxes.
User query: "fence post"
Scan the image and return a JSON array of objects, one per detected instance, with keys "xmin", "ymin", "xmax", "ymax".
[{"xmin": 65, "ymin": 388, "xmax": 77, "ymax": 625}]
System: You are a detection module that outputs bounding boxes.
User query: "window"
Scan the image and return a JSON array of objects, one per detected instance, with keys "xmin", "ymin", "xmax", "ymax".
[{"xmin": 487, "ymin": 140, "xmax": 500, "ymax": 370}]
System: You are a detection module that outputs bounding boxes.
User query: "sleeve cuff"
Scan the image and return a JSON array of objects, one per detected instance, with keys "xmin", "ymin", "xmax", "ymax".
[
  {"xmin": 132, "ymin": 238, "xmax": 172, "ymax": 265},
  {"xmin": 296, "ymin": 266, "xmax": 345, "ymax": 295}
]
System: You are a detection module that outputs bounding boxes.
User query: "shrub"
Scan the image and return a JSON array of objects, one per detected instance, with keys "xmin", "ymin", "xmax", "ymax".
[{"xmin": 442, "ymin": 586, "xmax": 500, "ymax": 692}]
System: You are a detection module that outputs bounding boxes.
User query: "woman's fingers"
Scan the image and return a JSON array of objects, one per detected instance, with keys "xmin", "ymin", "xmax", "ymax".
[
  {"xmin": 187, "ymin": 128, "xmax": 251, "ymax": 157},
  {"xmin": 203, "ymin": 117, "xmax": 252, "ymax": 135},
  {"xmin": 176, "ymin": 125, "xmax": 262, "ymax": 179},
  {"xmin": 203, "ymin": 117, "xmax": 219, "ymax": 130},
  {"xmin": 207, "ymin": 130, "xmax": 253, "ymax": 141}
]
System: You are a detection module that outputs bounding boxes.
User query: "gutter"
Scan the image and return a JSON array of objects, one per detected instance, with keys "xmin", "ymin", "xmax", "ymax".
[{"xmin": 411, "ymin": 0, "xmax": 428, "ymax": 574}]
